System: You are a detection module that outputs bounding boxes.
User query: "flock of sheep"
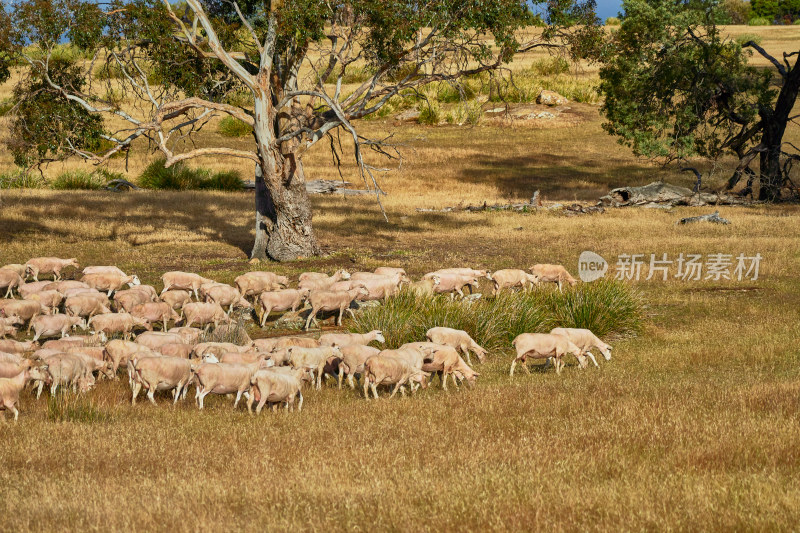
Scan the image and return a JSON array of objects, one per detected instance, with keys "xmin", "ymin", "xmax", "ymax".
[{"xmin": 0, "ymin": 257, "xmax": 613, "ymax": 421}]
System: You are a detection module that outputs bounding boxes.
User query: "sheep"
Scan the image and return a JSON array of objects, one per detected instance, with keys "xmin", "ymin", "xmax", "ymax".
[
  {"xmin": 88, "ymin": 313, "xmax": 148, "ymax": 341},
  {"xmin": 192, "ymin": 359, "xmax": 266, "ymax": 409},
  {"xmin": 328, "ymin": 280, "xmax": 369, "ymax": 292},
  {"xmin": 63, "ymin": 294, "xmax": 112, "ymax": 320},
  {"xmin": 549, "ymin": 328, "xmax": 612, "ymax": 367},
  {"xmin": 373, "ymin": 267, "xmax": 411, "ymax": 282},
  {"xmin": 426, "ymin": 327, "xmax": 487, "ymax": 365},
  {"xmin": 304, "ymin": 287, "xmax": 369, "ymax": 330},
  {"xmin": 362, "ymin": 356, "xmax": 428, "ymax": 399},
  {"xmin": 0, "ymin": 299, "xmax": 48, "ymax": 331},
  {"xmin": 1, "ymin": 363, "xmax": 50, "ymax": 421},
  {"xmin": 0, "ymin": 359, "xmax": 34, "ymax": 379},
  {"xmin": 65, "ymin": 348, "xmax": 115, "ymax": 381},
  {"xmin": 408, "ymin": 277, "xmax": 440, "ymax": 296},
  {"xmin": 17, "ymin": 281, "xmax": 53, "ymax": 299},
  {"xmin": 298, "ymin": 269, "xmax": 350, "ymax": 283},
  {"xmin": 234, "ymin": 272, "xmax": 288, "ymax": 298},
  {"xmin": 298, "ymin": 270, "xmax": 352, "ymax": 291},
  {"xmin": 161, "ymin": 271, "xmax": 215, "ymax": 299},
  {"xmin": 104, "ymin": 339, "xmax": 155, "ymax": 375},
  {"xmin": 81, "ymin": 273, "xmax": 140, "ymax": 296},
  {"xmin": 490, "ymin": 269, "xmax": 540, "ymax": 295},
  {"xmin": 0, "ymin": 269, "xmax": 24, "ymax": 298},
  {"xmin": 431, "ymin": 273, "xmax": 479, "ymax": 298},
  {"xmin": 156, "ymin": 343, "xmax": 193, "ymax": 359},
  {"xmin": 135, "ymin": 331, "xmax": 185, "ymax": 351},
  {"xmin": 0, "ymin": 351, "xmax": 22, "ymax": 364},
  {"xmin": 166, "ymin": 327, "xmax": 204, "ymax": 346},
  {"xmin": 252, "ymin": 336, "xmax": 320, "ymax": 353},
  {"xmin": 30, "ymin": 314, "xmax": 86, "ymax": 341},
  {"xmin": 42, "ymin": 337, "xmax": 86, "ymax": 351},
  {"xmin": 336, "ymin": 344, "xmax": 381, "ymax": 389},
  {"xmin": 120, "ymin": 285, "xmax": 160, "ymax": 301},
  {"xmin": 510, "ymin": 333, "xmax": 585, "ymax": 376},
  {"xmin": 82, "ymin": 265, "xmax": 127, "ymax": 277},
  {"xmin": 202, "ymin": 284, "xmax": 251, "ymax": 314},
  {"xmin": 426, "ymin": 268, "xmax": 492, "ymax": 281},
  {"xmin": 257, "ymin": 288, "xmax": 309, "ymax": 327},
  {"xmin": 113, "ymin": 290, "xmax": 153, "ymax": 313},
  {"xmin": 43, "ymin": 280, "xmax": 91, "ymax": 295},
  {"xmin": 529, "ymin": 264, "xmax": 577, "ymax": 291},
  {"xmin": 248, "ymin": 368, "xmax": 305, "ymax": 414},
  {"xmin": 160, "ymin": 290, "xmax": 192, "ymax": 315},
  {"xmin": 417, "ymin": 344, "xmax": 478, "ymax": 390},
  {"xmin": 25, "ymin": 257, "xmax": 79, "ymax": 281},
  {"xmin": 1, "ymin": 264, "xmax": 27, "ymax": 277},
  {"xmin": 351, "ymin": 273, "xmax": 404, "ymax": 302},
  {"xmin": 318, "ymin": 330, "xmax": 385, "ymax": 347},
  {"xmin": 28, "ymin": 290, "xmax": 64, "ymax": 314},
  {"xmin": 39, "ymin": 353, "xmax": 95, "ymax": 398},
  {"xmin": 130, "ymin": 356, "xmax": 193, "ymax": 406},
  {"xmin": 0, "ymin": 317, "xmax": 21, "ymax": 338},
  {"xmin": 131, "ymin": 302, "xmax": 180, "ymax": 331},
  {"xmin": 191, "ymin": 342, "xmax": 253, "ymax": 360},
  {"xmin": 0, "ymin": 340, "xmax": 38, "ymax": 356},
  {"xmin": 288, "ymin": 345, "xmax": 342, "ymax": 390},
  {"xmin": 181, "ymin": 302, "xmax": 231, "ymax": 331}
]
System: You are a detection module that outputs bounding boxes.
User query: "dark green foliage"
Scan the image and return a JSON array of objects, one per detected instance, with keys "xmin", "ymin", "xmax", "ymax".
[
  {"xmin": 721, "ymin": 0, "xmax": 752, "ymax": 23},
  {"xmin": 51, "ymin": 169, "xmax": 105, "ymax": 190},
  {"xmin": 218, "ymin": 116, "xmax": 252, "ymax": 137},
  {"xmin": 138, "ymin": 158, "xmax": 243, "ymax": 191},
  {"xmin": 531, "ymin": 56, "xmax": 570, "ymax": 76},
  {"xmin": 751, "ymin": 0, "xmax": 800, "ymax": 22},
  {"xmin": 8, "ymin": 57, "xmax": 106, "ymax": 167},
  {"xmin": 599, "ymin": 0, "xmax": 773, "ymax": 162},
  {"xmin": 350, "ymin": 281, "xmax": 644, "ymax": 351}
]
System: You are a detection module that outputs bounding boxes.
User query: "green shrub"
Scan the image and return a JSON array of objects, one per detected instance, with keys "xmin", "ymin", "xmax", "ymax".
[
  {"xmin": 794, "ymin": 18, "xmax": 800, "ymax": 24},
  {"xmin": 138, "ymin": 158, "xmax": 205, "ymax": 190},
  {"xmin": 436, "ymin": 82, "xmax": 477, "ymax": 103},
  {"xmin": 0, "ymin": 168, "xmax": 45, "ymax": 189},
  {"xmin": 418, "ymin": 102, "xmax": 441, "ymax": 125},
  {"xmin": 0, "ymin": 98, "xmax": 13, "ymax": 117},
  {"xmin": 531, "ymin": 56, "xmax": 570, "ymax": 77},
  {"xmin": 218, "ymin": 115, "xmax": 252, "ymax": 137},
  {"xmin": 350, "ymin": 280, "xmax": 644, "ymax": 352},
  {"xmin": 226, "ymin": 90, "xmax": 253, "ymax": 108},
  {"xmin": 605, "ymin": 16, "xmax": 621, "ymax": 25},
  {"xmin": 735, "ymin": 33, "xmax": 763, "ymax": 45},
  {"xmin": 95, "ymin": 61, "xmax": 124, "ymax": 80},
  {"xmin": 47, "ymin": 391, "xmax": 111, "ymax": 424},
  {"xmin": 203, "ymin": 170, "xmax": 244, "ymax": 191},
  {"xmin": 138, "ymin": 157, "xmax": 243, "ymax": 191},
  {"xmin": 748, "ymin": 17, "xmax": 771, "ymax": 25},
  {"xmin": 51, "ymin": 170, "xmax": 105, "ymax": 190}
]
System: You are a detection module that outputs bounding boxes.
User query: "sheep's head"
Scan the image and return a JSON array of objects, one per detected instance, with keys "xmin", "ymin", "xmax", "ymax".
[
  {"xmin": 129, "ymin": 275, "xmax": 141, "ymax": 287},
  {"xmin": 68, "ymin": 259, "xmax": 80, "ymax": 269},
  {"xmin": 373, "ymin": 330, "xmax": 386, "ymax": 344},
  {"xmin": 338, "ymin": 269, "xmax": 351, "ymax": 280},
  {"xmin": 600, "ymin": 344, "xmax": 612, "ymax": 361}
]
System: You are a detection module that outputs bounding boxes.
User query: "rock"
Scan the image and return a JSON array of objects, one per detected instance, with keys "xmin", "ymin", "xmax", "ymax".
[
  {"xmin": 537, "ymin": 90, "xmax": 568, "ymax": 106},
  {"xmin": 526, "ymin": 111, "xmax": 556, "ymax": 120},
  {"xmin": 395, "ymin": 109, "xmax": 421, "ymax": 121},
  {"xmin": 678, "ymin": 211, "xmax": 731, "ymax": 225}
]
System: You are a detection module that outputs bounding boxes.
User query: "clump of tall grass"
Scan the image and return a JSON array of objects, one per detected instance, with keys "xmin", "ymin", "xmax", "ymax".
[
  {"xmin": 218, "ymin": 115, "xmax": 252, "ymax": 137},
  {"xmin": 138, "ymin": 158, "xmax": 243, "ymax": 191},
  {"xmin": 747, "ymin": 17, "xmax": 771, "ymax": 26},
  {"xmin": 0, "ymin": 168, "xmax": 45, "ymax": 189},
  {"xmin": 51, "ymin": 169, "xmax": 106, "ymax": 190},
  {"xmin": 605, "ymin": 16, "xmax": 621, "ymax": 25},
  {"xmin": 47, "ymin": 391, "xmax": 111, "ymax": 424},
  {"xmin": 531, "ymin": 56, "xmax": 570, "ymax": 77},
  {"xmin": 418, "ymin": 101, "xmax": 442, "ymax": 125},
  {"xmin": 350, "ymin": 280, "xmax": 644, "ymax": 351}
]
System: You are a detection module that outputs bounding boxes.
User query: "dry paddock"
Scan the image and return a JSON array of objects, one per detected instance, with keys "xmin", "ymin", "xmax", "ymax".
[{"xmin": 1, "ymin": 185, "xmax": 799, "ymax": 530}]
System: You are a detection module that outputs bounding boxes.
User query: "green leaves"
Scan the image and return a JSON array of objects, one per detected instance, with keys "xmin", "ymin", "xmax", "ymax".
[{"xmin": 598, "ymin": 0, "xmax": 772, "ymax": 162}]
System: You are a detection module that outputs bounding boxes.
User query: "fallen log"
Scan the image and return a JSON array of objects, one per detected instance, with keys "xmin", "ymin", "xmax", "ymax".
[
  {"xmin": 599, "ymin": 181, "xmax": 752, "ymax": 208},
  {"xmin": 677, "ymin": 211, "xmax": 731, "ymax": 225}
]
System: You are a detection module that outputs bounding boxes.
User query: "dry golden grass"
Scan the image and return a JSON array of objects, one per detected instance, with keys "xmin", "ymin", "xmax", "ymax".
[{"xmin": 0, "ymin": 24, "xmax": 799, "ymax": 532}]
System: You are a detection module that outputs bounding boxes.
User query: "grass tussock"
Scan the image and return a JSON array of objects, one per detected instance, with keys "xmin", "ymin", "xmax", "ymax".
[
  {"xmin": 350, "ymin": 280, "xmax": 644, "ymax": 351},
  {"xmin": 51, "ymin": 169, "xmax": 107, "ymax": 190},
  {"xmin": 218, "ymin": 115, "xmax": 253, "ymax": 137},
  {"xmin": 137, "ymin": 158, "xmax": 244, "ymax": 191},
  {"xmin": 0, "ymin": 168, "xmax": 45, "ymax": 189},
  {"xmin": 47, "ymin": 390, "xmax": 111, "ymax": 424}
]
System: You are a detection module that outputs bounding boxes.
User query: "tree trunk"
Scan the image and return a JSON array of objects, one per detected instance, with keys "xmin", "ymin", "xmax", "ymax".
[
  {"xmin": 250, "ymin": 91, "xmax": 321, "ymax": 262},
  {"xmin": 249, "ymin": 152, "xmax": 321, "ymax": 262},
  {"xmin": 758, "ymin": 141, "xmax": 783, "ymax": 201}
]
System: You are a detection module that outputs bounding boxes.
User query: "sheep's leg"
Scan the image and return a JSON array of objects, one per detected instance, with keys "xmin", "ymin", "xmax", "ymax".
[
  {"xmin": 371, "ymin": 383, "xmax": 379, "ymax": 399},
  {"xmin": 587, "ymin": 352, "xmax": 599, "ymax": 368},
  {"xmin": 296, "ymin": 391, "xmax": 303, "ymax": 412},
  {"xmin": 304, "ymin": 309, "xmax": 316, "ymax": 330},
  {"xmin": 260, "ymin": 306, "xmax": 271, "ymax": 328},
  {"xmin": 233, "ymin": 390, "xmax": 243, "ymax": 409},
  {"xmin": 338, "ymin": 366, "xmax": 344, "ymax": 390},
  {"xmin": 337, "ymin": 306, "xmax": 345, "ymax": 326},
  {"xmin": 316, "ymin": 367, "xmax": 323, "ymax": 390},
  {"xmin": 147, "ymin": 386, "xmax": 157, "ymax": 405},
  {"xmin": 389, "ymin": 381, "xmax": 403, "ymax": 399},
  {"xmin": 12, "ymin": 405, "xmax": 19, "ymax": 422},
  {"xmin": 363, "ymin": 377, "xmax": 370, "ymax": 399},
  {"xmin": 451, "ymin": 373, "xmax": 460, "ymax": 388},
  {"xmin": 256, "ymin": 389, "xmax": 269, "ymax": 414},
  {"xmin": 348, "ymin": 374, "xmax": 356, "ymax": 390},
  {"xmin": 36, "ymin": 381, "xmax": 44, "ymax": 399}
]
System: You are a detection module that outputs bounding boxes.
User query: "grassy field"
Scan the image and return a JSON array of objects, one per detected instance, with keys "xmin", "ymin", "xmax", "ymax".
[{"xmin": 1, "ymin": 25, "xmax": 800, "ymax": 532}]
